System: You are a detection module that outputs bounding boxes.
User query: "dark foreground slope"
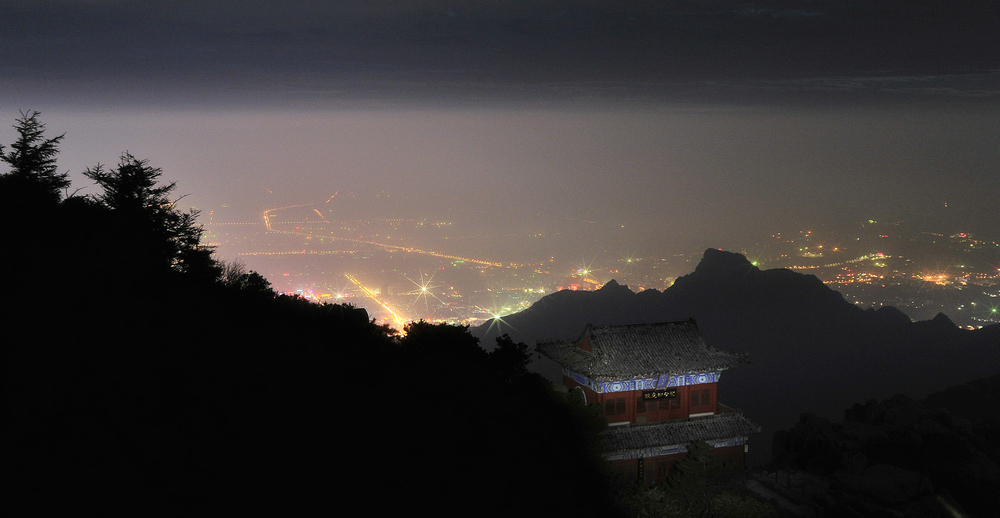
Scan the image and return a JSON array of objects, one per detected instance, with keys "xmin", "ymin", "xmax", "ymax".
[
  {"xmin": 473, "ymin": 249, "xmax": 1000, "ymax": 462},
  {"xmin": 772, "ymin": 374, "xmax": 1000, "ymax": 517},
  {"xmin": 0, "ymin": 140, "xmax": 618, "ymax": 515},
  {"xmin": 2, "ymin": 245, "xmax": 617, "ymax": 515},
  {"xmin": 7, "ymin": 291, "xmax": 624, "ymax": 514}
]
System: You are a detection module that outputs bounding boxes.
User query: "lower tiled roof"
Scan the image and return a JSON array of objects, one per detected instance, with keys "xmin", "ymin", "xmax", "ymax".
[{"xmin": 601, "ymin": 412, "xmax": 760, "ymax": 452}]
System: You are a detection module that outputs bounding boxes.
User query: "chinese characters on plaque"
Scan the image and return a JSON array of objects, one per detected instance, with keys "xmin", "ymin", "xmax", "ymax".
[{"xmin": 642, "ymin": 388, "xmax": 677, "ymax": 401}]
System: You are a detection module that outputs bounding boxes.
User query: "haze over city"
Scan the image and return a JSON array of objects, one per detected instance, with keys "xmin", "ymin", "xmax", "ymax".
[
  {"xmin": 3, "ymin": 2, "xmax": 998, "ymax": 245},
  {"xmin": 4, "ymin": 2, "xmax": 999, "ymax": 331}
]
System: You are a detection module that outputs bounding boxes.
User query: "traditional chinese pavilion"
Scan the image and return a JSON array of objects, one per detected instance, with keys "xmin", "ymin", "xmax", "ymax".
[{"xmin": 536, "ymin": 320, "xmax": 759, "ymax": 486}]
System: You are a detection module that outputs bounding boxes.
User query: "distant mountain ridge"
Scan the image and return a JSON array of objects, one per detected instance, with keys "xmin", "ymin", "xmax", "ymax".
[{"xmin": 472, "ymin": 248, "xmax": 1000, "ymax": 463}]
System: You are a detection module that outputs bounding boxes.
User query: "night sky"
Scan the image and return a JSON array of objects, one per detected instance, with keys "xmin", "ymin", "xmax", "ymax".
[{"xmin": 2, "ymin": 0, "xmax": 998, "ymax": 251}]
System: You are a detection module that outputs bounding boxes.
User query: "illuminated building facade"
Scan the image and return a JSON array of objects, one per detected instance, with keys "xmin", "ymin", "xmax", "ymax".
[{"xmin": 537, "ymin": 320, "xmax": 759, "ymax": 486}]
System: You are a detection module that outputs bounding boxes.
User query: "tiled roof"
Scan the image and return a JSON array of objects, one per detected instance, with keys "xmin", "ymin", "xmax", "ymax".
[
  {"xmin": 602, "ymin": 412, "xmax": 760, "ymax": 452},
  {"xmin": 536, "ymin": 321, "xmax": 747, "ymax": 380}
]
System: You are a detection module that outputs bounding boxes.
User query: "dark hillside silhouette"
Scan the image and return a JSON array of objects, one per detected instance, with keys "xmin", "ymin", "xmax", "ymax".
[
  {"xmin": 473, "ymin": 249, "xmax": 1000, "ymax": 463},
  {"xmin": 922, "ymin": 372, "xmax": 1000, "ymax": 423},
  {"xmin": 0, "ymin": 113, "xmax": 620, "ymax": 515},
  {"xmin": 772, "ymin": 379, "xmax": 1000, "ymax": 517}
]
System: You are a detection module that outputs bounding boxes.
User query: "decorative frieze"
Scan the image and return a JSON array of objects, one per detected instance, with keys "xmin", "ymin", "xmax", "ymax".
[{"xmin": 566, "ymin": 369, "xmax": 722, "ymax": 394}]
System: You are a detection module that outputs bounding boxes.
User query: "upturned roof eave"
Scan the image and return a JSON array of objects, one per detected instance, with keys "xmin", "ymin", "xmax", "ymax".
[{"xmin": 599, "ymin": 413, "xmax": 762, "ymax": 452}]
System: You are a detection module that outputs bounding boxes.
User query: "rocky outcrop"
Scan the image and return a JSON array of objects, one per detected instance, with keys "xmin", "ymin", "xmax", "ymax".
[{"xmin": 772, "ymin": 394, "xmax": 1000, "ymax": 517}]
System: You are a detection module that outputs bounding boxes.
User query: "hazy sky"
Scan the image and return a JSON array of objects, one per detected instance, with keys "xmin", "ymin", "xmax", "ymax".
[{"xmin": 1, "ymin": 1, "xmax": 998, "ymax": 250}]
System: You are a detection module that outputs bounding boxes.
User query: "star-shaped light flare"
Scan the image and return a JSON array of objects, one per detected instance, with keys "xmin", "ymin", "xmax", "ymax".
[{"xmin": 401, "ymin": 268, "xmax": 445, "ymax": 313}]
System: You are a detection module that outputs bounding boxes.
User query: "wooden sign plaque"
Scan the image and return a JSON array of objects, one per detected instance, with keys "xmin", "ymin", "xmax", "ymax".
[{"xmin": 642, "ymin": 388, "xmax": 677, "ymax": 401}]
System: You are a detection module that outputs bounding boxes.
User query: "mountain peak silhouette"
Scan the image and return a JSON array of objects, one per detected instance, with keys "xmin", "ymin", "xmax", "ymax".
[
  {"xmin": 695, "ymin": 248, "xmax": 754, "ymax": 272},
  {"xmin": 931, "ymin": 312, "xmax": 955, "ymax": 327},
  {"xmin": 599, "ymin": 278, "xmax": 622, "ymax": 290}
]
